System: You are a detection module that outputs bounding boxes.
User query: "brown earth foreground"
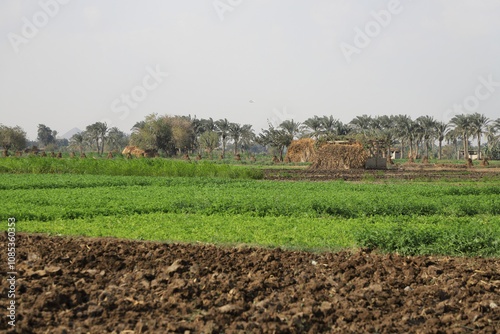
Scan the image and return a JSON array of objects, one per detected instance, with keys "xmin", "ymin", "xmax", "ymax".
[{"xmin": 1, "ymin": 233, "xmax": 500, "ymax": 333}]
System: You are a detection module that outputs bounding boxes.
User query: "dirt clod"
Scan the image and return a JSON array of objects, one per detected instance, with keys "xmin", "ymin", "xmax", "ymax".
[{"xmin": 1, "ymin": 233, "xmax": 499, "ymax": 333}]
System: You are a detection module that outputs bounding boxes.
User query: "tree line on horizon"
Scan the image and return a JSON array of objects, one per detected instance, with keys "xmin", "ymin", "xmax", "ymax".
[{"xmin": 1, "ymin": 112, "xmax": 499, "ymax": 160}]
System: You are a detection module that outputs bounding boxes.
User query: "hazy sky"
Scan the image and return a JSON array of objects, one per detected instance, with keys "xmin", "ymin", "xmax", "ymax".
[{"xmin": 1, "ymin": 0, "xmax": 500, "ymax": 140}]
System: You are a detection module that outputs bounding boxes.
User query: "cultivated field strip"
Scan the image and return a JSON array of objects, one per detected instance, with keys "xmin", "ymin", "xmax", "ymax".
[{"xmin": 1, "ymin": 174, "xmax": 500, "ymax": 222}]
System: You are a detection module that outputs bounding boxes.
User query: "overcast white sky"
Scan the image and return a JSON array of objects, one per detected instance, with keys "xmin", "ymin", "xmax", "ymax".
[{"xmin": 1, "ymin": 0, "xmax": 500, "ymax": 140}]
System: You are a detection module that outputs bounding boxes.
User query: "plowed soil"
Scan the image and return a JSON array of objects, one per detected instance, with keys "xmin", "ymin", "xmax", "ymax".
[
  {"xmin": 263, "ymin": 166, "xmax": 500, "ymax": 182},
  {"xmin": 1, "ymin": 233, "xmax": 500, "ymax": 333}
]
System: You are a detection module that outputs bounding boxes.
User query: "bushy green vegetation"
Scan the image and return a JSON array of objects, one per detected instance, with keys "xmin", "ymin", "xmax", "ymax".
[
  {"xmin": 1, "ymin": 173, "xmax": 499, "ymax": 256},
  {"xmin": 0, "ymin": 157, "xmax": 263, "ymax": 179}
]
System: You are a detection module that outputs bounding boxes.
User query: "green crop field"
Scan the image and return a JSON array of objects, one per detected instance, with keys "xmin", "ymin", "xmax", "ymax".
[{"xmin": 1, "ymin": 169, "xmax": 499, "ymax": 257}]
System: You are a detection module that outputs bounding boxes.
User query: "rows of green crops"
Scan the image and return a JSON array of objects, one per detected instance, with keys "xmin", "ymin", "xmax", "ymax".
[
  {"xmin": 1, "ymin": 174, "xmax": 500, "ymax": 222},
  {"xmin": 0, "ymin": 156, "xmax": 263, "ymax": 179},
  {"xmin": 1, "ymin": 173, "xmax": 500, "ymax": 256}
]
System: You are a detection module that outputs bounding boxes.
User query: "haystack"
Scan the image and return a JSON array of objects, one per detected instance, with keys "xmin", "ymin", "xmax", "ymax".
[
  {"xmin": 285, "ymin": 138, "xmax": 316, "ymax": 163},
  {"xmin": 195, "ymin": 154, "xmax": 202, "ymax": 161},
  {"xmin": 15, "ymin": 151, "xmax": 21, "ymax": 157},
  {"xmin": 56, "ymin": 152, "xmax": 62, "ymax": 159},
  {"xmin": 219, "ymin": 154, "xmax": 224, "ymax": 160},
  {"xmin": 272, "ymin": 155, "xmax": 280, "ymax": 163},
  {"xmin": 50, "ymin": 152, "xmax": 56, "ymax": 158},
  {"xmin": 407, "ymin": 156, "xmax": 415, "ymax": 164},
  {"xmin": 80, "ymin": 153, "xmax": 87, "ymax": 158},
  {"xmin": 154, "ymin": 153, "xmax": 160, "ymax": 158},
  {"xmin": 69, "ymin": 152, "xmax": 75, "ymax": 158},
  {"xmin": 480, "ymin": 158, "xmax": 489, "ymax": 166},
  {"xmin": 41, "ymin": 151, "xmax": 47, "ymax": 157},
  {"xmin": 182, "ymin": 153, "xmax": 190, "ymax": 161},
  {"xmin": 284, "ymin": 156, "xmax": 291, "ymax": 163},
  {"xmin": 387, "ymin": 156, "xmax": 394, "ymax": 165},
  {"xmin": 122, "ymin": 145, "xmax": 154, "ymax": 158},
  {"xmin": 308, "ymin": 143, "xmax": 368, "ymax": 170},
  {"xmin": 250, "ymin": 155, "xmax": 256, "ymax": 162},
  {"xmin": 2, "ymin": 149, "xmax": 7, "ymax": 157},
  {"xmin": 235, "ymin": 153, "xmax": 241, "ymax": 161},
  {"xmin": 126, "ymin": 153, "xmax": 132, "ymax": 159},
  {"xmin": 466, "ymin": 158, "xmax": 473, "ymax": 168},
  {"xmin": 421, "ymin": 156, "xmax": 429, "ymax": 164},
  {"xmin": 107, "ymin": 152, "xmax": 113, "ymax": 159}
]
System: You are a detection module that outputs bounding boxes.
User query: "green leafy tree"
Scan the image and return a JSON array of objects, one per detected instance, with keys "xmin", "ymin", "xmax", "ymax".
[
  {"xmin": 130, "ymin": 114, "xmax": 174, "ymax": 155},
  {"xmin": 0, "ymin": 125, "xmax": 26, "ymax": 151},
  {"xmin": 37, "ymin": 124, "xmax": 57, "ymax": 147}
]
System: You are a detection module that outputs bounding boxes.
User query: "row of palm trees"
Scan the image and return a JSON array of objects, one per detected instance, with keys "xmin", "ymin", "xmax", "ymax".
[
  {"xmin": 276, "ymin": 113, "xmax": 500, "ymax": 160},
  {"xmin": 69, "ymin": 122, "xmax": 129, "ymax": 154},
  {"xmin": 66, "ymin": 113, "xmax": 499, "ymax": 160},
  {"xmin": 191, "ymin": 117, "xmax": 255, "ymax": 157}
]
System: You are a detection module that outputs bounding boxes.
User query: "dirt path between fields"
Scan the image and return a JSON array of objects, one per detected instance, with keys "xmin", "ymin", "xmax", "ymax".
[
  {"xmin": 262, "ymin": 166, "xmax": 500, "ymax": 182},
  {"xmin": 1, "ymin": 233, "xmax": 499, "ymax": 333}
]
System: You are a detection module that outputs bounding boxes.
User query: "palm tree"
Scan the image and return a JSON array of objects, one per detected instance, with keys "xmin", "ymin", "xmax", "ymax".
[
  {"xmin": 302, "ymin": 116, "xmax": 322, "ymax": 139},
  {"xmin": 470, "ymin": 113, "xmax": 489, "ymax": 160},
  {"xmin": 279, "ymin": 119, "xmax": 301, "ymax": 139},
  {"xmin": 229, "ymin": 123, "xmax": 243, "ymax": 155},
  {"xmin": 450, "ymin": 114, "xmax": 472, "ymax": 160},
  {"xmin": 215, "ymin": 118, "xmax": 231, "ymax": 157},
  {"xmin": 350, "ymin": 115, "xmax": 373, "ymax": 136},
  {"xmin": 202, "ymin": 117, "xmax": 217, "ymax": 132},
  {"xmin": 445, "ymin": 128, "xmax": 460, "ymax": 160},
  {"xmin": 434, "ymin": 122, "xmax": 448, "ymax": 160},
  {"xmin": 239, "ymin": 124, "xmax": 255, "ymax": 154},
  {"xmin": 417, "ymin": 116, "xmax": 436, "ymax": 158},
  {"xmin": 70, "ymin": 133, "xmax": 85, "ymax": 153},
  {"xmin": 96, "ymin": 122, "xmax": 109, "ymax": 155},
  {"xmin": 484, "ymin": 125, "xmax": 498, "ymax": 159},
  {"xmin": 394, "ymin": 115, "xmax": 412, "ymax": 159},
  {"xmin": 320, "ymin": 115, "xmax": 338, "ymax": 136}
]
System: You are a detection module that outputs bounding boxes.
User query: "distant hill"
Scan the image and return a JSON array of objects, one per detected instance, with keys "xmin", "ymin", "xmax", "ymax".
[{"xmin": 60, "ymin": 127, "xmax": 82, "ymax": 140}]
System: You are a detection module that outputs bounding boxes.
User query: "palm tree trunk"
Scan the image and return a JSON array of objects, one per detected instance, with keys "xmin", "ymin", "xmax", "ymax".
[
  {"xmin": 463, "ymin": 134, "xmax": 467, "ymax": 160},
  {"xmin": 438, "ymin": 140, "xmax": 442, "ymax": 160},
  {"xmin": 477, "ymin": 134, "xmax": 481, "ymax": 160},
  {"xmin": 409, "ymin": 139, "xmax": 413, "ymax": 159},
  {"xmin": 222, "ymin": 138, "xmax": 226, "ymax": 157},
  {"xmin": 425, "ymin": 139, "xmax": 429, "ymax": 158},
  {"xmin": 400, "ymin": 140, "xmax": 404, "ymax": 160}
]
